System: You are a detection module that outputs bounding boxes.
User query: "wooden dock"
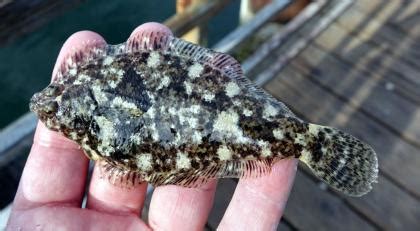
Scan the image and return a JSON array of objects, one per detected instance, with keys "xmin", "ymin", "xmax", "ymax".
[
  {"xmin": 1, "ymin": 0, "xmax": 419, "ymax": 229},
  {"xmin": 203, "ymin": 0, "xmax": 420, "ymax": 230}
]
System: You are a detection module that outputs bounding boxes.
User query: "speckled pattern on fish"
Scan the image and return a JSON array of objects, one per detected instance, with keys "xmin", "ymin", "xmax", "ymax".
[{"xmin": 29, "ymin": 30, "xmax": 378, "ymax": 196}]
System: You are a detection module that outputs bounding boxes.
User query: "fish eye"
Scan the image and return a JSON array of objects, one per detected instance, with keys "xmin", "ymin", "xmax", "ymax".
[{"xmin": 45, "ymin": 84, "xmax": 63, "ymax": 96}]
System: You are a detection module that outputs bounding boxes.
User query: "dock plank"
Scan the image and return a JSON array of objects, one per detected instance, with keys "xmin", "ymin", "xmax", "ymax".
[
  {"xmin": 284, "ymin": 171, "xmax": 375, "ymax": 231},
  {"xmin": 273, "ymin": 62, "xmax": 420, "ymax": 197},
  {"xmin": 353, "ymin": 0, "xmax": 420, "ymax": 34},
  {"xmin": 207, "ymin": 179, "xmax": 236, "ymax": 229},
  {"xmin": 291, "ymin": 42, "xmax": 420, "ymax": 148},
  {"xmin": 207, "ymin": 175, "xmax": 373, "ymax": 231},
  {"xmin": 263, "ymin": 66, "xmax": 420, "ymax": 229},
  {"xmin": 312, "ymin": 22, "xmax": 420, "ymax": 105},
  {"xmin": 347, "ymin": 174, "xmax": 420, "ymax": 230},
  {"xmin": 336, "ymin": 5, "xmax": 420, "ymax": 67},
  {"xmin": 333, "ymin": 8, "xmax": 420, "ymax": 86}
]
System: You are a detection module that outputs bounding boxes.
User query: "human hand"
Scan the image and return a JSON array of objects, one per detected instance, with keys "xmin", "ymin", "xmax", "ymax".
[{"xmin": 7, "ymin": 22, "xmax": 298, "ymax": 230}]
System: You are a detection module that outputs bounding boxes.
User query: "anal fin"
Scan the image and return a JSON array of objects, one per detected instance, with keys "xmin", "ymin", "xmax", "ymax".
[{"xmin": 149, "ymin": 159, "xmax": 275, "ymax": 188}]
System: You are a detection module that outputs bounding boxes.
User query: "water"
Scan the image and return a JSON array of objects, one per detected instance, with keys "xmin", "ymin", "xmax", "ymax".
[{"xmin": 0, "ymin": 0, "xmax": 239, "ymax": 128}]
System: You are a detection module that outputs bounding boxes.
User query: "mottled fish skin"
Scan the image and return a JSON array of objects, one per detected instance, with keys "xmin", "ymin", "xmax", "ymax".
[{"xmin": 30, "ymin": 32, "xmax": 378, "ymax": 196}]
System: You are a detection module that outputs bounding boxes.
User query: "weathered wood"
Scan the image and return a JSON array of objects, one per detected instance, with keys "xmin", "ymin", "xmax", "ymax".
[
  {"xmin": 0, "ymin": 147, "xmax": 29, "ymax": 209},
  {"xmin": 249, "ymin": 0, "xmax": 352, "ymax": 86},
  {"xmin": 337, "ymin": 5, "xmax": 420, "ymax": 64},
  {"xmin": 282, "ymin": 59, "xmax": 420, "ymax": 197},
  {"xmin": 292, "ymin": 43, "xmax": 420, "ymax": 149},
  {"xmin": 354, "ymin": 0, "xmax": 420, "ymax": 34},
  {"xmin": 240, "ymin": 0, "xmax": 311, "ymax": 24},
  {"xmin": 207, "ymin": 179, "xmax": 236, "ymax": 228},
  {"xmin": 164, "ymin": 0, "xmax": 231, "ymax": 38},
  {"xmin": 284, "ymin": 171, "xmax": 376, "ymax": 230},
  {"xmin": 213, "ymin": 0, "xmax": 292, "ymax": 52},
  {"xmin": 263, "ymin": 66, "xmax": 420, "ymax": 229},
  {"xmin": 176, "ymin": 0, "xmax": 209, "ymax": 45},
  {"xmin": 332, "ymin": 7, "xmax": 420, "ymax": 86},
  {"xmin": 347, "ymin": 174, "xmax": 420, "ymax": 230},
  {"xmin": 241, "ymin": 0, "xmax": 327, "ymax": 74},
  {"xmin": 312, "ymin": 22, "xmax": 420, "ymax": 105},
  {"xmin": 0, "ymin": 113, "xmax": 36, "ymax": 166}
]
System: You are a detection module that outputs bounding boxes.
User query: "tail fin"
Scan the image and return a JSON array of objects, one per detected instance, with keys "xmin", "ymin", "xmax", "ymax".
[{"xmin": 299, "ymin": 123, "xmax": 378, "ymax": 196}]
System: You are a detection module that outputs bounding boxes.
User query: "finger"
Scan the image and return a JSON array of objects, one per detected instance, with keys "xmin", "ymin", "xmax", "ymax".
[
  {"xmin": 8, "ymin": 206, "xmax": 151, "ymax": 231},
  {"xmin": 86, "ymin": 162, "xmax": 148, "ymax": 216},
  {"xmin": 52, "ymin": 30, "xmax": 107, "ymax": 79},
  {"xmin": 148, "ymin": 180, "xmax": 217, "ymax": 230},
  {"xmin": 13, "ymin": 123, "xmax": 89, "ymax": 210},
  {"xmin": 219, "ymin": 158, "xmax": 298, "ymax": 230},
  {"xmin": 13, "ymin": 31, "xmax": 107, "ymax": 210},
  {"xmin": 86, "ymin": 22, "xmax": 172, "ymax": 216}
]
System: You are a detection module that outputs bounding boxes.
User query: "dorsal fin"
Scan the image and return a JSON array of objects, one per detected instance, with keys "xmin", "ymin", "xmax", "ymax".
[
  {"xmin": 126, "ymin": 29, "xmax": 171, "ymax": 52},
  {"xmin": 126, "ymin": 29, "xmax": 245, "ymax": 83},
  {"xmin": 55, "ymin": 40, "xmax": 106, "ymax": 82}
]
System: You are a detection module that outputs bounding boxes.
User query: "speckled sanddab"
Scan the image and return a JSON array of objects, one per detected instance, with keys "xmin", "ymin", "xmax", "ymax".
[{"xmin": 30, "ymin": 29, "xmax": 378, "ymax": 196}]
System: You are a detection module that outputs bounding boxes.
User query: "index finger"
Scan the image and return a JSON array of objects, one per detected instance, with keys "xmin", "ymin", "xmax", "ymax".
[{"xmin": 12, "ymin": 31, "xmax": 106, "ymax": 210}]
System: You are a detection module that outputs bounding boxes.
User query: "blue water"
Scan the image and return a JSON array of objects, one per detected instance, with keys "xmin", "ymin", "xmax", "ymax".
[{"xmin": 0, "ymin": 0, "xmax": 239, "ymax": 128}]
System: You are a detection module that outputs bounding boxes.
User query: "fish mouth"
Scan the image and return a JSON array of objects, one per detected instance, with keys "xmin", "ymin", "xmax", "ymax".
[
  {"xmin": 29, "ymin": 92, "xmax": 41, "ymax": 113},
  {"xmin": 29, "ymin": 91, "xmax": 59, "ymax": 120}
]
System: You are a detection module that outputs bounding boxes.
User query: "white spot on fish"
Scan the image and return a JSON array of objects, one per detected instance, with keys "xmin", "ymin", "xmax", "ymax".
[
  {"xmin": 203, "ymin": 92, "xmax": 215, "ymax": 102},
  {"xmin": 188, "ymin": 117, "xmax": 198, "ymax": 128},
  {"xmin": 103, "ymin": 56, "xmax": 114, "ymax": 66},
  {"xmin": 188, "ymin": 63, "xmax": 204, "ymax": 79},
  {"xmin": 192, "ymin": 131, "xmax": 203, "ymax": 144},
  {"xmin": 257, "ymin": 140, "xmax": 272, "ymax": 158},
  {"xmin": 232, "ymin": 100, "xmax": 242, "ymax": 106},
  {"xmin": 150, "ymin": 122, "xmax": 160, "ymax": 142},
  {"xmin": 147, "ymin": 51, "xmax": 161, "ymax": 68},
  {"xmin": 189, "ymin": 105, "xmax": 201, "ymax": 114},
  {"xmin": 157, "ymin": 75, "xmax": 171, "ymax": 90},
  {"xmin": 213, "ymin": 111, "xmax": 240, "ymax": 134},
  {"xmin": 294, "ymin": 133, "xmax": 307, "ymax": 146},
  {"xmin": 225, "ymin": 82, "xmax": 241, "ymax": 98},
  {"xmin": 184, "ymin": 81, "xmax": 193, "ymax": 95},
  {"xmin": 263, "ymin": 104, "xmax": 279, "ymax": 120},
  {"xmin": 261, "ymin": 146, "xmax": 272, "ymax": 157},
  {"xmin": 111, "ymin": 96, "xmax": 142, "ymax": 116},
  {"xmin": 74, "ymin": 74, "xmax": 91, "ymax": 85},
  {"xmin": 308, "ymin": 124, "xmax": 320, "ymax": 136},
  {"xmin": 68, "ymin": 68, "xmax": 77, "ymax": 76},
  {"xmin": 146, "ymin": 107, "xmax": 156, "ymax": 118},
  {"xmin": 273, "ymin": 129, "xmax": 284, "ymax": 140},
  {"xmin": 217, "ymin": 145, "xmax": 232, "ymax": 161},
  {"xmin": 101, "ymin": 68, "xmax": 124, "ymax": 88},
  {"xmin": 130, "ymin": 134, "xmax": 142, "ymax": 145},
  {"xmin": 95, "ymin": 115, "xmax": 116, "ymax": 156},
  {"xmin": 136, "ymin": 153, "xmax": 153, "ymax": 171},
  {"xmin": 176, "ymin": 151, "xmax": 191, "ymax": 169},
  {"xmin": 243, "ymin": 108, "xmax": 253, "ymax": 117},
  {"xmin": 300, "ymin": 149, "xmax": 312, "ymax": 163},
  {"xmin": 213, "ymin": 111, "xmax": 250, "ymax": 144},
  {"xmin": 92, "ymin": 84, "xmax": 108, "ymax": 104}
]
